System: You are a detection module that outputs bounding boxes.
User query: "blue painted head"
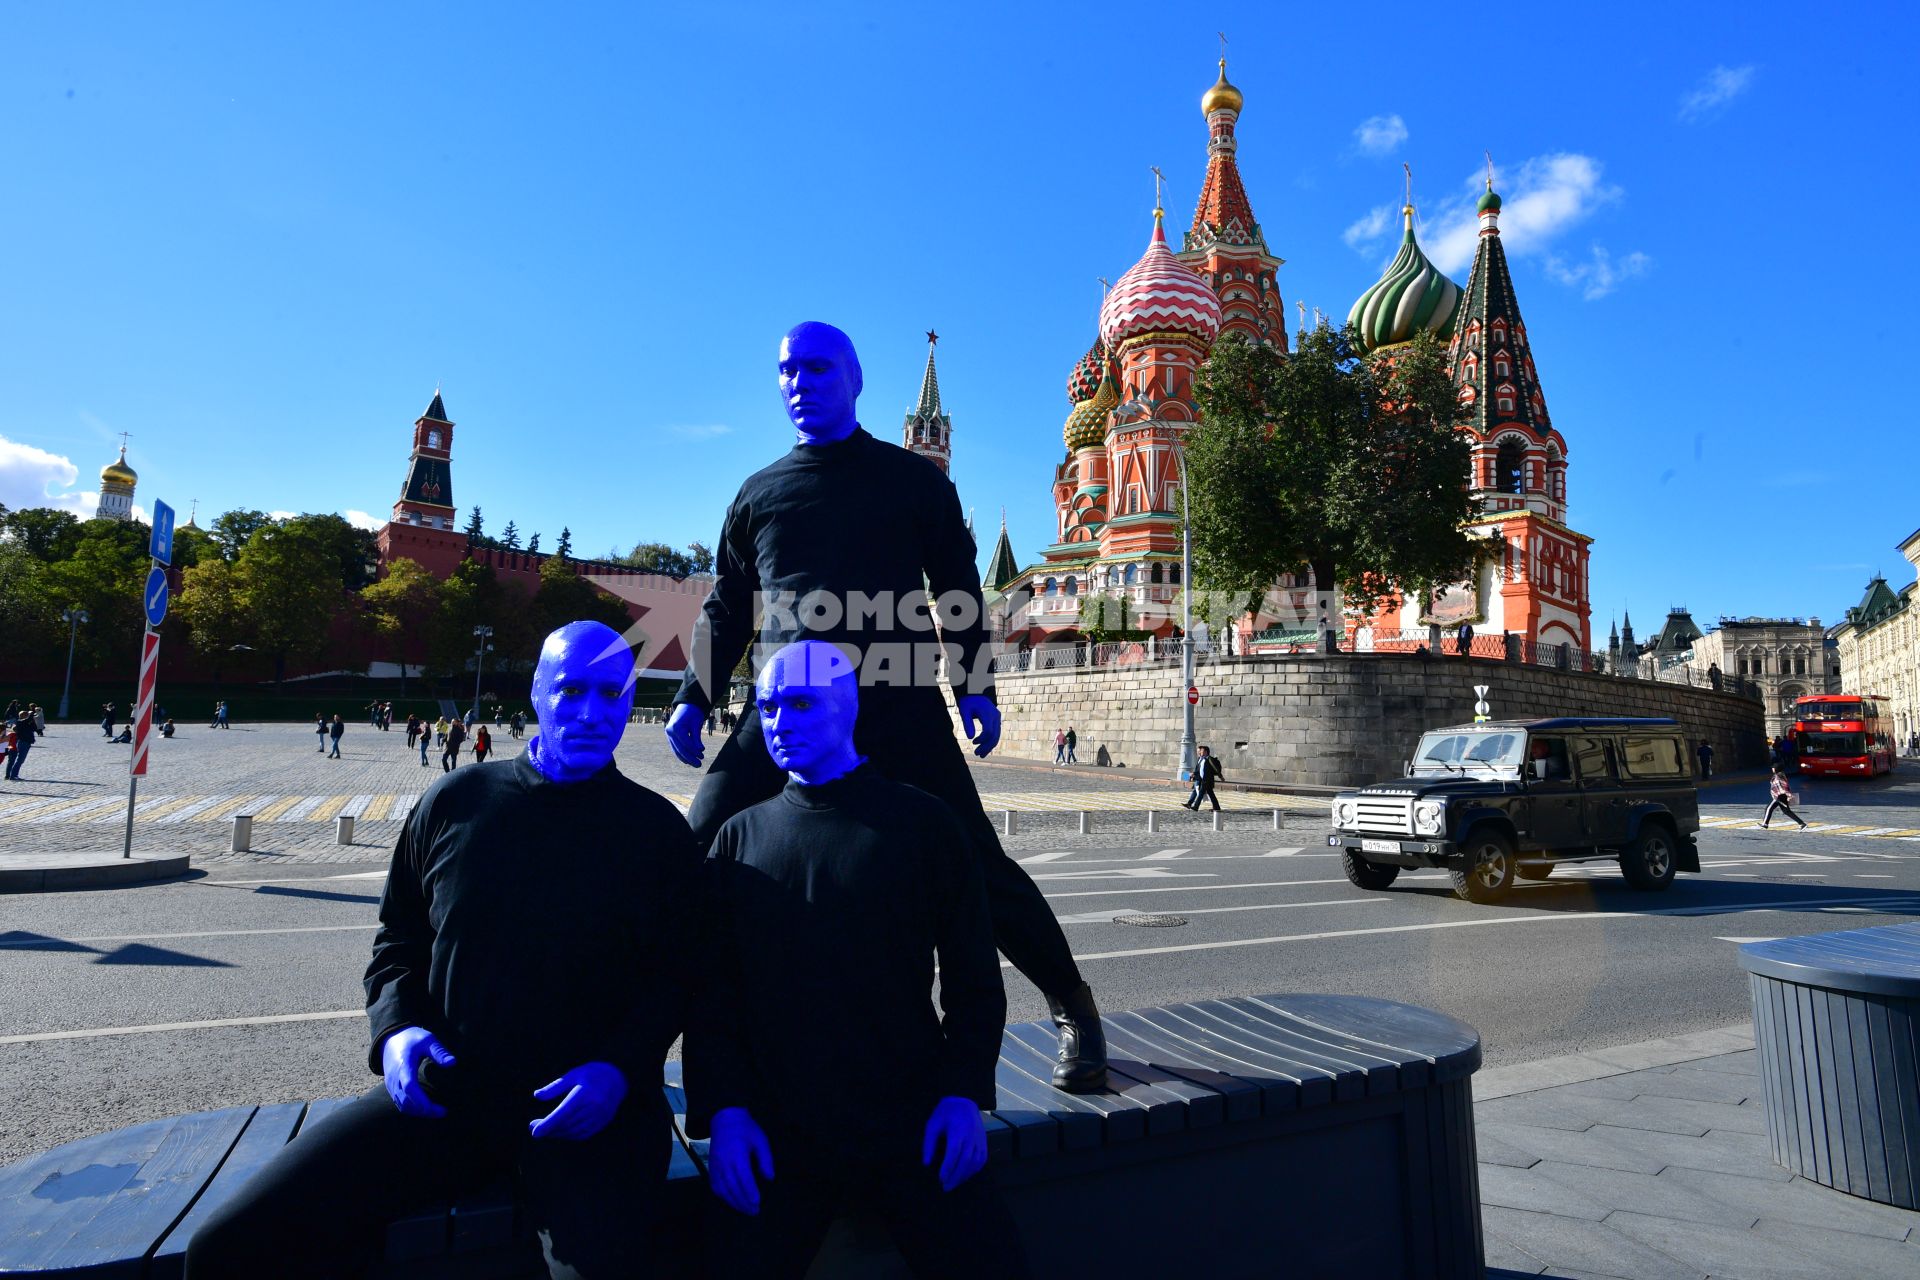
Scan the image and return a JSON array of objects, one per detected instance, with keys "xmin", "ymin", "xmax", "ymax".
[
  {"xmin": 779, "ymin": 322, "xmax": 863, "ymax": 446},
  {"xmin": 756, "ymin": 640, "xmax": 864, "ymax": 785},
  {"xmin": 528, "ymin": 621, "xmax": 636, "ymax": 783}
]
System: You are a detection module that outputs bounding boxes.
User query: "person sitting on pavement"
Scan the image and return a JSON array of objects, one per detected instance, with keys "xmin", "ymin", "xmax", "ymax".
[{"xmin": 183, "ymin": 620, "xmax": 701, "ymax": 1280}]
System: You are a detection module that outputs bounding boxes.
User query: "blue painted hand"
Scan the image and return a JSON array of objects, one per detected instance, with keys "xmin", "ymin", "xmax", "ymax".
[
  {"xmin": 922, "ymin": 1095, "xmax": 987, "ymax": 1191},
  {"xmin": 957, "ymin": 695, "xmax": 1000, "ymax": 759},
  {"xmin": 709, "ymin": 1106, "xmax": 776, "ymax": 1215},
  {"xmin": 526, "ymin": 621, "xmax": 636, "ymax": 784},
  {"xmin": 665, "ymin": 702, "xmax": 706, "ymax": 768},
  {"xmin": 757, "ymin": 641, "xmax": 863, "ymax": 785},
  {"xmin": 381, "ymin": 1025, "xmax": 456, "ymax": 1119},
  {"xmin": 779, "ymin": 322, "xmax": 863, "ymax": 447},
  {"xmin": 528, "ymin": 1061, "xmax": 628, "ymax": 1141}
]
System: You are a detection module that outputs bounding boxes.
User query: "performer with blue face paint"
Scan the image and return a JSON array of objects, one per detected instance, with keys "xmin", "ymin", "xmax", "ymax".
[
  {"xmin": 685, "ymin": 641, "xmax": 1030, "ymax": 1279},
  {"xmin": 186, "ymin": 622, "xmax": 700, "ymax": 1280},
  {"xmin": 668, "ymin": 320, "xmax": 1107, "ymax": 1091}
]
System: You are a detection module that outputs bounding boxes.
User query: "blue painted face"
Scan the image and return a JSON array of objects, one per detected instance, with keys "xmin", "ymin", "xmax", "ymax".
[
  {"xmin": 528, "ymin": 621, "xmax": 636, "ymax": 783},
  {"xmin": 779, "ymin": 322, "xmax": 863, "ymax": 446},
  {"xmin": 756, "ymin": 640, "xmax": 863, "ymax": 785}
]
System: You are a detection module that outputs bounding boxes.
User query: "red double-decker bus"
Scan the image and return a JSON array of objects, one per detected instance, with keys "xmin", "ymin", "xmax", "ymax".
[{"xmin": 1791, "ymin": 694, "xmax": 1896, "ymax": 777}]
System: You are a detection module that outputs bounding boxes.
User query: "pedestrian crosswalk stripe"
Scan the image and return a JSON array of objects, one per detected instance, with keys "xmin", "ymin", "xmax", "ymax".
[
  {"xmin": 196, "ymin": 794, "xmax": 258, "ymax": 823},
  {"xmin": 155, "ymin": 795, "xmax": 236, "ymax": 824},
  {"xmin": 0, "ymin": 797, "xmax": 67, "ymax": 820},
  {"xmin": 139, "ymin": 796, "xmax": 207, "ymax": 822},
  {"xmin": 253, "ymin": 795, "xmax": 306, "ymax": 822},
  {"xmin": 362, "ymin": 794, "xmax": 397, "ymax": 821},
  {"xmin": 277, "ymin": 796, "xmax": 326, "ymax": 822},
  {"xmin": 7, "ymin": 798, "xmax": 89, "ymax": 822},
  {"xmin": 307, "ymin": 795, "xmax": 352, "ymax": 823},
  {"xmin": 28, "ymin": 798, "xmax": 124, "ymax": 823},
  {"xmin": 339, "ymin": 794, "xmax": 374, "ymax": 819},
  {"xmin": 393, "ymin": 794, "xmax": 418, "ymax": 818}
]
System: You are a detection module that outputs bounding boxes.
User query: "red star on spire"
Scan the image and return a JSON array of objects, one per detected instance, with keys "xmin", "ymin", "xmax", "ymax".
[{"xmin": 926, "ymin": 329, "xmax": 939, "ymax": 346}]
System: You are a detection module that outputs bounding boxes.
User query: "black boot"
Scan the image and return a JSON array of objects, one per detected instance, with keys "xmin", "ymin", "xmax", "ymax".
[{"xmin": 1047, "ymin": 982, "xmax": 1108, "ymax": 1092}]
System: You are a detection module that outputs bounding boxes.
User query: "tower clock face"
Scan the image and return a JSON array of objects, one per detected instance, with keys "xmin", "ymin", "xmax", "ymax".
[{"xmin": 426, "ymin": 429, "xmax": 442, "ymax": 449}]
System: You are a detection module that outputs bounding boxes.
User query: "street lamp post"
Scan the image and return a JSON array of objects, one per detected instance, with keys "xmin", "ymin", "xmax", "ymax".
[
  {"xmin": 471, "ymin": 625, "xmax": 494, "ymax": 721},
  {"xmin": 1176, "ymin": 450, "xmax": 1196, "ymax": 783},
  {"xmin": 58, "ymin": 607, "xmax": 88, "ymax": 719}
]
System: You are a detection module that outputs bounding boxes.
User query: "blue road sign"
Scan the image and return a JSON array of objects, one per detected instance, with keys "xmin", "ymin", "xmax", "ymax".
[
  {"xmin": 149, "ymin": 499, "xmax": 175, "ymax": 566},
  {"xmin": 144, "ymin": 565, "xmax": 170, "ymax": 628}
]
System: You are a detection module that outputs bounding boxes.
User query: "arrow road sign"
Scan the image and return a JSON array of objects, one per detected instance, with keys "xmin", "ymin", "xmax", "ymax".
[
  {"xmin": 144, "ymin": 565, "xmax": 170, "ymax": 628},
  {"xmin": 149, "ymin": 499, "xmax": 175, "ymax": 566}
]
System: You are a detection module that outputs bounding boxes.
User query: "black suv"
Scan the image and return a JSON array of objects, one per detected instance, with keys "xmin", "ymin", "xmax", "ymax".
[{"xmin": 1326, "ymin": 717, "xmax": 1702, "ymax": 903}]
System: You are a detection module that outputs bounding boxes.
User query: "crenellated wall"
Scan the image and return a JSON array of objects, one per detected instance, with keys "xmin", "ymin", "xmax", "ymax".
[{"xmin": 984, "ymin": 654, "xmax": 1769, "ymax": 789}]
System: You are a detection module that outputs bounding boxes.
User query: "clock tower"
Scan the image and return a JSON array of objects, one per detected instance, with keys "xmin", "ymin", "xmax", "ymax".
[{"xmin": 376, "ymin": 391, "xmax": 468, "ymax": 577}]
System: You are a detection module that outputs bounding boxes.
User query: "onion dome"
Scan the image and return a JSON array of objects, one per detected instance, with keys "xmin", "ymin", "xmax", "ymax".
[
  {"xmin": 100, "ymin": 445, "xmax": 137, "ymax": 487},
  {"xmin": 1347, "ymin": 205, "xmax": 1462, "ymax": 352},
  {"xmin": 1099, "ymin": 209, "xmax": 1223, "ymax": 350},
  {"xmin": 1477, "ymin": 184, "xmax": 1501, "ymax": 214},
  {"xmin": 1201, "ymin": 59, "xmax": 1243, "ymax": 116},
  {"xmin": 1065, "ymin": 337, "xmax": 1105, "ymax": 405},
  {"xmin": 1063, "ymin": 359, "xmax": 1121, "ymax": 450}
]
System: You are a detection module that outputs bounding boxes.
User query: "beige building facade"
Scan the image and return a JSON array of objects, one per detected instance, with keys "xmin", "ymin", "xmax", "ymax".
[
  {"xmin": 1833, "ymin": 528, "xmax": 1920, "ymax": 747},
  {"xmin": 1687, "ymin": 617, "xmax": 1840, "ymax": 739}
]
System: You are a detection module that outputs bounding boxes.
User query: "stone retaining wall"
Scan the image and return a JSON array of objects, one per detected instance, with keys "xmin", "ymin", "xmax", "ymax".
[{"xmin": 987, "ymin": 654, "xmax": 1769, "ymax": 788}]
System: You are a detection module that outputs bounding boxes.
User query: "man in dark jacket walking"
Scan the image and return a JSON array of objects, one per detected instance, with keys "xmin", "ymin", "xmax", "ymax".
[
  {"xmin": 442, "ymin": 718, "xmax": 467, "ymax": 773},
  {"xmin": 1183, "ymin": 745, "xmax": 1222, "ymax": 811}
]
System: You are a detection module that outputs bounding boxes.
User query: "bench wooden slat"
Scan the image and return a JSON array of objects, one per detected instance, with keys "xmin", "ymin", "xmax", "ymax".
[
  {"xmin": 1198, "ymin": 998, "xmax": 1414, "ymax": 1093},
  {"xmin": 1239, "ymin": 993, "xmax": 1474, "ymax": 1086},
  {"xmin": 992, "ymin": 1057, "xmax": 1095, "ymax": 1152},
  {"xmin": 980, "ymin": 1113, "xmax": 1015, "ymax": 1166},
  {"xmin": 1093, "ymin": 1017, "xmax": 1265, "ymax": 1121},
  {"xmin": 1123, "ymin": 1006, "xmax": 1336, "ymax": 1109},
  {"xmin": 1173, "ymin": 1001, "xmax": 1383, "ymax": 1100},
  {"xmin": 1001, "ymin": 1022, "xmax": 1193, "ymax": 1137},
  {"xmin": 148, "ymin": 1102, "xmax": 304, "ymax": 1280},
  {"xmin": 0, "ymin": 1108, "xmax": 252, "ymax": 1278},
  {"xmin": 994, "ymin": 1026, "xmax": 1148, "ymax": 1144}
]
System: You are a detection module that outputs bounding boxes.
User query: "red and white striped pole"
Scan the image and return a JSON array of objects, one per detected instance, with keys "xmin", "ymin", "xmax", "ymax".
[{"xmin": 123, "ymin": 627, "xmax": 160, "ymax": 858}]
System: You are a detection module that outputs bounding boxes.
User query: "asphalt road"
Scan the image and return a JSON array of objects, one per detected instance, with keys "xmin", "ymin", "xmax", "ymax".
[{"xmin": 6, "ymin": 764, "xmax": 1919, "ymax": 1167}]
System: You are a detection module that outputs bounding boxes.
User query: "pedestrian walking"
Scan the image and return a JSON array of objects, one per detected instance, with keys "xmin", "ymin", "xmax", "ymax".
[
  {"xmin": 315, "ymin": 713, "xmax": 328, "ymax": 752},
  {"xmin": 509, "ymin": 710, "xmax": 524, "ymax": 739},
  {"xmin": 405, "ymin": 714, "xmax": 419, "ymax": 750},
  {"xmin": 1064, "ymin": 726, "xmax": 1078, "ymax": 764},
  {"xmin": 31, "ymin": 704, "xmax": 46, "ymax": 735},
  {"xmin": 217, "ymin": 700, "xmax": 231, "ymax": 729},
  {"xmin": 1456, "ymin": 620, "xmax": 1474, "ymax": 656},
  {"xmin": 328, "ymin": 714, "xmax": 345, "ymax": 759},
  {"xmin": 1054, "ymin": 727, "xmax": 1067, "ymax": 764},
  {"xmin": 1183, "ymin": 744, "xmax": 1223, "ymax": 811},
  {"xmin": 441, "ymin": 717, "xmax": 466, "ymax": 772},
  {"xmin": 1762, "ymin": 767, "xmax": 1807, "ymax": 830},
  {"xmin": 472, "ymin": 725, "xmax": 492, "ymax": 763},
  {"xmin": 101, "ymin": 702, "xmax": 116, "ymax": 738},
  {"xmin": 418, "ymin": 724, "xmax": 430, "ymax": 766},
  {"xmin": 3, "ymin": 714, "xmax": 36, "ymax": 781},
  {"xmin": 1696, "ymin": 739, "xmax": 1714, "ymax": 780},
  {"xmin": 434, "ymin": 715, "xmax": 449, "ymax": 748}
]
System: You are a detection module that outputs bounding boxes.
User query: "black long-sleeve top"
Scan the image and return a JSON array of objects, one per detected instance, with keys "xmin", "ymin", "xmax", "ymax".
[
  {"xmin": 683, "ymin": 765, "xmax": 1006, "ymax": 1158},
  {"xmin": 364, "ymin": 753, "xmax": 700, "ymax": 1104},
  {"xmin": 672, "ymin": 428, "xmax": 995, "ymax": 712}
]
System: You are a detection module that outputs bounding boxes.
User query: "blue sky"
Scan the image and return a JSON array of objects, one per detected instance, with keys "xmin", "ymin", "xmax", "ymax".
[{"xmin": 2, "ymin": 1, "xmax": 1911, "ymax": 638}]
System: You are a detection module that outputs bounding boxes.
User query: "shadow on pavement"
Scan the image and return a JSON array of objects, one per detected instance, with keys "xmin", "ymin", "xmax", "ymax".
[
  {"xmin": 1391, "ymin": 874, "xmax": 1920, "ymax": 920},
  {"xmin": 250, "ymin": 884, "xmax": 381, "ymax": 905},
  {"xmin": 91, "ymin": 943, "xmax": 234, "ymax": 968}
]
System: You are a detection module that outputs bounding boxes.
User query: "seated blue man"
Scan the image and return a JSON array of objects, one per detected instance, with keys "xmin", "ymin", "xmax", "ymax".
[
  {"xmin": 185, "ymin": 621, "xmax": 700, "ymax": 1280},
  {"xmin": 666, "ymin": 320, "xmax": 1107, "ymax": 1091},
  {"xmin": 684, "ymin": 639, "xmax": 1032, "ymax": 1280}
]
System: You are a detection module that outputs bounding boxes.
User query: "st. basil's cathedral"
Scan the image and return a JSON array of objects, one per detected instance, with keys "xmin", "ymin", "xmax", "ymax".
[{"xmin": 965, "ymin": 58, "xmax": 1593, "ymax": 656}]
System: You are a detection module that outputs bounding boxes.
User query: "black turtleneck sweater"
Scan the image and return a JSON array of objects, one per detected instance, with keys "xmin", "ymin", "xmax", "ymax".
[
  {"xmin": 672, "ymin": 428, "xmax": 995, "ymax": 713},
  {"xmin": 364, "ymin": 753, "xmax": 700, "ymax": 1104},
  {"xmin": 683, "ymin": 764, "xmax": 1005, "ymax": 1157}
]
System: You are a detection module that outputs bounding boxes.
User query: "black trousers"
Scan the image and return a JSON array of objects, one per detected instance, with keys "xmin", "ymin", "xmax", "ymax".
[
  {"xmin": 706, "ymin": 1132, "xmax": 1031, "ymax": 1280},
  {"xmin": 1763, "ymin": 796, "xmax": 1804, "ymax": 826},
  {"xmin": 687, "ymin": 691, "xmax": 1084, "ymax": 999},
  {"xmin": 1187, "ymin": 779, "xmax": 1219, "ymax": 811},
  {"xmin": 183, "ymin": 1087, "xmax": 671, "ymax": 1280}
]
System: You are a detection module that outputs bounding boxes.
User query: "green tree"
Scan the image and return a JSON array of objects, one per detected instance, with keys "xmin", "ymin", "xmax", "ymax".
[
  {"xmin": 526, "ymin": 531, "xmax": 541, "ymax": 554},
  {"xmin": 528, "ymin": 556, "xmax": 636, "ymax": 649},
  {"xmin": 360, "ymin": 557, "xmax": 441, "ymax": 696},
  {"xmin": 37, "ymin": 518, "xmax": 150, "ymax": 670},
  {"xmin": 1187, "ymin": 326, "xmax": 1477, "ymax": 619},
  {"xmin": 500, "ymin": 521, "xmax": 520, "ymax": 550},
  {"xmin": 463, "ymin": 506, "xmax": 486, "ymax": 550},
  {"xmin": 209, "ymin": 509, "xmax": 273, "ymax": 561},
  {"xmin": 282, "ymin": 513, "xmax": 380, "ymax": 590},
  {"xmin": 556, "ymin": 527, "xmax": 572, "ymax": 560},
  {"xmin": 1, "ymin": 507, "xmax": 84, "ymax": 560},
  {"xmin": 687, "ymin": 541, "xmax": 714, "ymax": 575},
  {"xmin": 0, "ymin": 538, "xmax": 55, "ymax": 671},
  {"xmin": 234, "ymin": 521, "xmax": 346, "ymax": 687},
  {"xmin": 615, "ymin": 541, "xmax": 706, "ymax": 577},
  {"xmin": 175, "ymin": 556, "xmax": 253, "ymax": 682},
  {"xmin": 172, "ymin": 522, "xmax": 219, "ymax": 568}
]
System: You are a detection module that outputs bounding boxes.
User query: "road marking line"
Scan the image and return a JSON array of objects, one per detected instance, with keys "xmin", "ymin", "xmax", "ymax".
[
  {"xmin": 1031, "ymin": 868, "xmax": 1216, "ymax": 881},
  {"xmin": 155, "ymin": 795, "xmax": 233, "ymax": 824},
  {"xmin": 339, "ymin": 794, "xmax": 375, "ymax": 819},
  {"xmin": 0, "ymin": 924, "xmax": 379, "ymax": 950},
  {"xmin": 202, "ymin": 871, "xmax": 388, "ymax": 886},
  {"xmin": 1857, "ymin": 874, "xmax": 1895, "ymax": 878},
  {"xmin": 1016, "ymin": 851, "xmax": 1075, "ymax": 864},
  {"xmin": 0, "ymin": 1009, "xmax": 364, "ymax": 1046},
  {"xmin": 1263, "ymin": 847, "xmax": 1307, "ymax": 857},
  {"xmin": 1141, "ymin": 848, "xmax": 1193, "ymax": 860},
  {"xmin": 252, "ymin": 795, "xmax": 304, "ymax": 822},
  {"xmin": 362, "ymin": 794, "xmax": 398, "ymax": 821},
  {"xmin": 307, "ymin": 795, "xmax": 353, "ymax": 823},
  {"xmin": 1716, "ymin": 937, "xmax": 1781, "ymax": 944},
  {"xmin": 1787, "ymin": 874, "xmax": 1827, "ymax": 878},
  {"xmin": 1057, "ymin": 897, "xmax": 1383, "ymax": 925},
  {"xmin": 26, "ymin": 798, "xmax": 125, "ymax": 823},
  {"xmin": 1041, "ymin": 878, "xmax": 1347, "ymax": 900},
  {"xmin": 139, "ymin": 795, "xmax": 207, "ymax": 821},
  {"xmin": 195, "ymin": 794, "xmax": 259, "ymax": 823},
  {"xmin": 276, "ymin": 796, "xmax": 326, "ymax": 822},
  {"xmin": 394, "ymin": 794, "xmax": 418, "ymax": 818}
]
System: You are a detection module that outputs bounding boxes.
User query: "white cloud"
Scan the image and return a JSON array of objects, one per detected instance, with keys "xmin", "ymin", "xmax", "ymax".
[
  {"xmin": 1353, "ymin": 114, "xmax": 1408, "ymax": 155},
  {"xmin": 269, "ymin": 510, "xmax": 298, "ymax": 521},
  {"xmin": 0, "ymin": 434, "xmax": 81, "ymax": 510},
  {"xmin": 1679, "ymin": 65, "xmax": 1756, "ymax": 122},
  {"xmin": 668, "ymin": 424, "xmax": 734, "ymax": 440},
  {"xmin": 1343, "ymin": 204, "xmax": 1395, "ymax": 251},
  {"xmin": 342, "ymin": 509, "xmax": 384, "ymax": 531},
  {"xmin": 1543, "ymin": 247, "xmax": 1652, "ymax": 300},
  {"xmin": 1423, "ymin": 153, "xmax": 1624, "ymax": 275}
]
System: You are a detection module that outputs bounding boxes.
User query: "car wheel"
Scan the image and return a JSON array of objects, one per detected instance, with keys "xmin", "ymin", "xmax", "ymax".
[
  {"xmin": 1341, "ymin": 848, "xmax": 1399, "ymax": 890},
  {"xmin": 1516, "ymin": 861, "xmax": 1556, "ymax": 881},
  {"xmin": 1620, "ymin": 824, "xmax": 1678, "ymax": 891},
  {"xmin": 1450, "ymin": 831, "xmax": 1515, "ymax": 903}
]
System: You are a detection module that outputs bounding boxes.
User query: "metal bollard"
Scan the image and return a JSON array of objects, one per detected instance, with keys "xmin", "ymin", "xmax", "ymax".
[
  {"xmin": 1002, "ymin": 809, "xmax": 1019, "ymax": 836},
  {"xmin": 1212, "ymin": 810, "xmax": 1224, "ymax": 832},
  {"xmin": 336, "ymin": 814, "xmax": 355, "ymax": 846},
  {"xmin": 1273, "ymin": 809, "xmax": 1284, "ymax": 831},
  {"xmin": 1078, "ymin": 811, "xmax": 1092, "ymax": 835},
  {"xmin": 230, "ymin": 814, "xmax": 253, "ymax": 853},
  {"xmin": 1146, "ymin": 810, "xmax": 1159, "ymax": 833}
]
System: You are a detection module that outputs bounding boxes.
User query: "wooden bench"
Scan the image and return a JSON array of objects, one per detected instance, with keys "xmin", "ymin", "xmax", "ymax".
[
  {"xmin": 1738, "ymin": 921, "xmax": 1920, "ymax": 1209},
  {"xmin": 0, "ymin": 993, "xmax": 1484, "ymax": 1278}
]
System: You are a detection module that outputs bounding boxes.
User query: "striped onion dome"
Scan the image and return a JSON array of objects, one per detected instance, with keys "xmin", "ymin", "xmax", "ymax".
[
  {"xmin": 1065, "ymin": 337, "xmax": 1105, "ymax": 405},
  {"xmin": 1348, "ymin": 205, "xmax": 1462, "ymax": 351},
  {"xmin": 1063, "ymin": 359, "xmax": 1121, "ymax": 450},
  {"xmin": 1099, "ymin": 210, "xmax": 1222, "ymax": 349}
]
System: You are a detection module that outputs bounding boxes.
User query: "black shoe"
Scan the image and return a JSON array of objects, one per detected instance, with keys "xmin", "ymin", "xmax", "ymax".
[{"xmin": 1047, "ymin": 982, "xmax": 1108, "ymax": 1093}]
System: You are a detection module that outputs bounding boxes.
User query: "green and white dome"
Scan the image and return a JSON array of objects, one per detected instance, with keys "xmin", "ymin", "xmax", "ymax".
[{"xmin": 1348, "ymin": 205, "xmax": 1462, "ymax": 351}]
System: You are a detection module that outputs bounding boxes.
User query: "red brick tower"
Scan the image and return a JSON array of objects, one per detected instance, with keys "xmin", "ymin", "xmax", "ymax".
[
  {"xmin": 375, "ymin": 391, "xmax": 467, "ymax": 578},
  {"xmin": 1179, "ymin": 60, "xmax": 1288, "ymax": 350}
]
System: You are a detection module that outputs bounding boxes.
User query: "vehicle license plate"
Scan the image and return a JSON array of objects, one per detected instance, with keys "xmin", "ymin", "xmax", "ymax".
[{"xmin": 1361, "ymin": 839, "xmax": 1398, "ymax": 854}]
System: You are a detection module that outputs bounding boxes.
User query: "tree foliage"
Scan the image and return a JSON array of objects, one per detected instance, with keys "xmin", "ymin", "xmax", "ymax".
[
  {"xmin": 612, "ymin": 541, "xmax": 711, "ymax": 578},
  {"xmin": 233, "ymin": 521, "xmax": 348, "ymax": 686},
  {"xmin": 209, "ymin": 509, "xmax": 273, "ymax": 561},
  {"xmin": 1, "ymin": 507, "xmax": 83, "ymax": 560},
  {"xmin": 1187, "ymin": 326, "xmax": 1478, "ymax": 618}
]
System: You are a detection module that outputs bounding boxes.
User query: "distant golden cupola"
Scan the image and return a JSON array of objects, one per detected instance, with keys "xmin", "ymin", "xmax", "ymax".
[
  {"xmin": 100, "ymin": 445, "xmax": 138, "ymax": 487},
  {"xmin": 1201, "ymin": 59, "xmax": 1243, "ymax": 115}
]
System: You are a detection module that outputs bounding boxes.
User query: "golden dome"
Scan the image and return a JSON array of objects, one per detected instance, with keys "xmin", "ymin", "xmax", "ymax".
[
  {"xmin": 100, "ymin": 445, "xmax": 137, "ymax": 487},
  {"xmin": 1201, "ymin": 59, "xmax": 1243, "ymax": 115}
]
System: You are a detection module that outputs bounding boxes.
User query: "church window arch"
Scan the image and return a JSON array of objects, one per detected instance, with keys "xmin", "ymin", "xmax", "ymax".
[
  {"xmin": 1491, "ymin": 319, "xmax": 1508, "ymax": 345},
  {"xmin": 1458, "ymin": 384, "xmax": 1476, "ymax": 405},
  {"xmin": 1494, "ymin": 351, "xmax": 1510, "ymax": 379},
  {"xmin": 1496, "ymin": 437, "xmax": 1527, "ymax": 494},
  {"xmin": 1496, "ymin": 383, "xmax": 1517, "ymax": 414},
  {"xmin": 1151, "ymin": 563, "xmax": 1164, "ymax": 584},
  {"xmin": 1462, "ymin": 353, "xmax": 1479, "ymax": 382},
  {"xmin": 1123, "ymin": 564, "xmax": 1137, "ymax": 586},
  {"xmin": 1064, "ymin": 576, "xmax": 1079, "ymax": 596},
  {"xmin": 1043, "ymin": 577, "xmax": 1057, "ymax": 595}
]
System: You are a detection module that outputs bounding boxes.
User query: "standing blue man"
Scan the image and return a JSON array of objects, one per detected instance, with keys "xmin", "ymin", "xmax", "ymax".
[
  {"xmin": 685, "ymin": 640, "xmax": 1029, "ymax": 1278},
  {"xmin": 186, "ymin": 622, "xmax": 699, "ymax": 1279},
  {"xmin": 665, "ymin": 321, "xmax": 1106, "ymax": 1091}
]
